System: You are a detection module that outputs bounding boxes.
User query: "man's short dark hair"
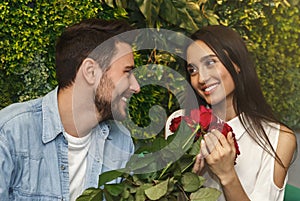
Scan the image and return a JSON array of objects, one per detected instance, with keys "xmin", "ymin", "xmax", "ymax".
[{"xmin": 55, "ymin": 19, "xmax": 134, "ymax": 89}]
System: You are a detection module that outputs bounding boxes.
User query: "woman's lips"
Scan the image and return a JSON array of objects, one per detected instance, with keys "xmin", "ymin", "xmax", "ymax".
[{"xmin": 202, "ymin": 83, "xmax": 219, "ymax": 95}]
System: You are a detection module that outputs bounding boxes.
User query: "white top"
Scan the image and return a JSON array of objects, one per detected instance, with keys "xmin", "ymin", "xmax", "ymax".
[
  {"xmin": 202, "ymin": 115, "xmax": 286, "ymax": 201},
  {"xmin": 64, "ymin": 132, "xmax": 92, "ymax": 201}
]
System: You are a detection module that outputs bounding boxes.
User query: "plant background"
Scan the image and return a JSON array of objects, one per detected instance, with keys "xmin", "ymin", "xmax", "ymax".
[{"xmin": 1, "ymin": 0, "xmax": 299, "ymax": 135}]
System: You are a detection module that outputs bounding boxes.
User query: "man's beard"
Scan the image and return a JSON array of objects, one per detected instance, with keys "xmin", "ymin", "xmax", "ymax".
[{"xmin": 94, "ymin": 73, "xmax": 125, "ymax": 122}]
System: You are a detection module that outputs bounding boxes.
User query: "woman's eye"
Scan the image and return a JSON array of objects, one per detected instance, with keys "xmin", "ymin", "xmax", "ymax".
[
  {"xmin": 204, "ymin": 59, "xmax": 216, "ymax": 67},
  {"xmin": 187, "ymin": 64, "xmax": 198, "ymax": 75}
]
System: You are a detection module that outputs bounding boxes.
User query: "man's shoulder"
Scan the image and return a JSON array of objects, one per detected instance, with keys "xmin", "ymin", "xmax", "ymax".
[
  {"xmin": 107, "ymin": 120, "xmax": 131, "ymax": 137},
  {"xmin": 0, "ymin": 88, "xmax": 58, "ymax": 130},
  {"xmin": 0, "ymin": 98, "xmax": 43, "ymax": 129}
]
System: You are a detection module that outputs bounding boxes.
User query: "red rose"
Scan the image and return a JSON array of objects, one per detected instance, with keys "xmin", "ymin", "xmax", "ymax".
[
  {"xmin": 199, "ymin": 106, "xmax": 218, "ymax": 131},
  {"xmin": 189, "ymin": 108, "xmax": 200, "ymax": 123},
  {"xmin": 168, "ymin": 106, "xmax": 240, "ymax": 163},
  {"xmin": 222, "ymin": 123, "xmax": 240, "ymax": 156},
  {"xmin": 221, "ymin": 123, "xmax": 233, "ymax": 135},
  {"xmin": 169, "ymin": 116, "xmax": 182, "ymax": 133}
]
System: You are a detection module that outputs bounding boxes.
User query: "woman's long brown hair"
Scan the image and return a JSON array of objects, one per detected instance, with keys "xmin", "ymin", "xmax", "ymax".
[{"xmin": 187, "ymin": 25, "xmax": 297, "ymax": 169}]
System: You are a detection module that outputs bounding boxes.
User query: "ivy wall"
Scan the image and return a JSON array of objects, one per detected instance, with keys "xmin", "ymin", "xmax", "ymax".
[{"xmin": 1, "ymin": 0, "xmax": 299, "ymax": 130}]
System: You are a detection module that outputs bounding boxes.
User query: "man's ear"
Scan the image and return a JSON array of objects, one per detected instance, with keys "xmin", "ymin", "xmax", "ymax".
[{"xmin": 80, "ymin": 58, "xmax": 102, "ymax": 85}]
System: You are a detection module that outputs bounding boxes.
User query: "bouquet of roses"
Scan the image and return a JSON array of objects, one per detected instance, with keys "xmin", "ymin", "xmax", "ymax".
[
  {"xmin": 169, "ymin": 105, "xmax": 240, "ymax": 162},
  {"xmin": 77, "ymin": 106, "xmax": 239, "ymax": 201}
]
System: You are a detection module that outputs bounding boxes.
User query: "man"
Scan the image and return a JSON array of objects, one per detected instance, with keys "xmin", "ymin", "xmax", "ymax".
[{"xmin": 0, "ymin": 19, "xmax": 140, "ymax": 200}]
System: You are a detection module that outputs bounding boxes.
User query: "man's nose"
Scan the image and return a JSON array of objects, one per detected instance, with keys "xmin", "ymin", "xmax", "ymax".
[{"xmin": 130, "ymin": 74, "xmax": 140, "ymax": 94}]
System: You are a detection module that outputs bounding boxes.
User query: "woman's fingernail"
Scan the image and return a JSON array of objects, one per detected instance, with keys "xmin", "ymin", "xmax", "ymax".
[{"xmin": 229, "ymin": 132, "xmax": 234, "ymax": 139}]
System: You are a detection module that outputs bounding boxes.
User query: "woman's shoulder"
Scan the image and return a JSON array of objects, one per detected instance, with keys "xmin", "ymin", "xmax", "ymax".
[
  {"xmin": 277, "ymin": 124, "xmax": 297, "ymax": 152},
  {"xmin": 265, "ymin": 122, "xmax": 296, "ymax": 142},
  {"xmin": 274, "ymin": 124, "xmax": 297, "ymax": 187}
]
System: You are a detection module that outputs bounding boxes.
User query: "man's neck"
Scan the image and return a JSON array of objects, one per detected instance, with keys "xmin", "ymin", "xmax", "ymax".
[{"xmin": 57, "ymin": 86, "xmax": 99, "ymax": 138}]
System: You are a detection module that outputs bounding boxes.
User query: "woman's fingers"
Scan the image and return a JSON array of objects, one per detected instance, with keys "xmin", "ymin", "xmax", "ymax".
[
  {"xmin": 211, "ymin": 129, "xmax": 226, "ymax": 143},
  {"xmin": 203, "ymin": 132, "xmax": 219, "ymax": 153},
  {"xmin": 200, "ymin": 139, "xmax": 210, "ymax": 157},
  {"xmin": 227, "ymin": 132, "xmax": 237, "ymax": 155},
  {"xmin": 203, "ymin": 129, "xmax": 236, "ymax": 160},
  {"xmin": 192, "ymin": 153, "xmax": 205, "ymax": 174},
  {"xmin": 209, "ymin": 129, "xmax": 236, "ymax": 153}
]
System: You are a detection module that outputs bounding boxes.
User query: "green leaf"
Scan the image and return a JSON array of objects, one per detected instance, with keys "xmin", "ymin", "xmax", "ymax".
[
  {"xmin": 176, "ymin": 154, "xmax": 194, "ymax": 173},
  {"xmin": 104, "ymin": 183, "xmax": 125, "ymax": 196},
  {"xmin": 122, "ymin": 189, "xmax": 130, "ymax": 199},
  {"xmin": 103, "ymin": 190, "xmax": 114, "ymax": 201},
  {"xmin": 125, "ymin": 153, "xmax": 157, "ymax": 172},
  {"xmin": 134, "ymin": 0, "xmax": 163, "ymax": 27},
  {"xmin": 159, "ymin": 0, "xmax": 198, "ymax": 32},
  {"xmin": 76, "ymin": 188, "xmax": 103, "ymax": 201},
  {"xmin": 145, "ymin": 179, "xmax": 169, "ymax": 200},
  {"xmin": 167, "ymin": 177, "xmax": 175, "ymax": 194},
  {"xmin": 135, "ymin": 183, "xmax": 153, "ymax": 201},
  {"xmin": 198, "ymin": 176, "xmax": 206, "ymax": 188},
  {"xmin": 189, "ymin": 138, "xmax": 201, "ymax": 156},
  {"xmin": 98, "ymin": 169, "xmax": 125, "ymax": 187},
  {"xmin": 190, "ymin": 187, "xmax": 221, "ymax": 201},
  {"xmin": 181, "ymin": 172, "xmax": 200, "ymax": 192}
]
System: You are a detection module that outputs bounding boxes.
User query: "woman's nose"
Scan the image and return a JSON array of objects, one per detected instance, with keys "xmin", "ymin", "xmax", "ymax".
[{"xmin": 198, "ymin": 68, "xmax": 210, "ymax": 85}]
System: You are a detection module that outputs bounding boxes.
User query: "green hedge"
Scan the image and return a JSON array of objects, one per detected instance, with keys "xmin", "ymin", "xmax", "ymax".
[
  {"xmin": 212, "ymin": 0, "xmax": 300, "ymax": 128},
  {"xmin": 0, "ymin": 0, "xmax": 126, "ymax": 106},
  {"xmin": 1, "ymin": 0, "xmax": 299, "ymax": 129}
]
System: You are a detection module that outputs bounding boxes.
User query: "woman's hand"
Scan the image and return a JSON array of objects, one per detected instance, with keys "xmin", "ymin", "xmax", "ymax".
[
  {"xmin": 200, "ymin": 129, "xmax": 237, "ymax": 184},
  {"xmin": 192, "ymin": 153, "xmax": 205, "ymax": 175}
]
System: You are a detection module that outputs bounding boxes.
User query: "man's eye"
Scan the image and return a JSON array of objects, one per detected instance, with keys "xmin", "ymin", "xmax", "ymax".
[
  {"xmin": 125, "ymin": 66, "xmax": 136, "ymax": 75},
  {"xmin": 124, "ymin": 68, "xmax": 133, "ymax": 74},
  {"xmin": 187, "ymin": 64, "xmax": 198, "ymax": 75}
]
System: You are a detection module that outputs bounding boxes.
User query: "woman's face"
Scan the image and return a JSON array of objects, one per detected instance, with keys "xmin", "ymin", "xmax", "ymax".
[{"xmin": 186, "ymin": 40, "xmax": 235, "ymax": 106}]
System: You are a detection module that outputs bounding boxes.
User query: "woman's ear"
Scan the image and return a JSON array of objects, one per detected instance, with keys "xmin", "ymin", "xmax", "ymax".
[{"xmin": 80, "ymin": 58, "xmax": 102, "ymax": 85}]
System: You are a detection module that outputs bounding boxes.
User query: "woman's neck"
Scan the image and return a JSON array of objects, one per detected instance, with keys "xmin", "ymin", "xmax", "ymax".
[{"xmin": 212, "ymin": 99, "xmax": 237, "ymax": 122}]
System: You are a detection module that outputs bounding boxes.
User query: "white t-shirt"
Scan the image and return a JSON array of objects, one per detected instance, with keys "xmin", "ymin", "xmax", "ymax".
[
  {"xmin": 202, "ymin": 115, "xmax": 286, "ymax": 201},
  {"xmin": 64, "ymin": 132, "xmax": 92, "ymax": 201}
]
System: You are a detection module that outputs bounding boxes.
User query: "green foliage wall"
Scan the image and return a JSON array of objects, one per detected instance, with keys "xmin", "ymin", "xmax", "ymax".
[
  {"xmin": 250, "ymin": 5, "xmax": 300, "ymax": 128},
  {"xmin": 0, "ymin": 0, "xmax": 126, "ymax": 107},
  {"xmin": 1, "ymin": 0, "xmax": 299, "ymax": 129},
  {"xmin": 212, "ymin": 0, "xmax": 300, "ymax": 128}
]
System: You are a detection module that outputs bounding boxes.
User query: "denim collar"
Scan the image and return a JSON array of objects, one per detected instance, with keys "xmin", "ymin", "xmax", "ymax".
[
  {"xmin": 41, "ymin": 87, "xmax": 113, "ymax": 143},
  {"xmin": 42, "ymin": 87, "xmax": 64, "ymax": 143}
]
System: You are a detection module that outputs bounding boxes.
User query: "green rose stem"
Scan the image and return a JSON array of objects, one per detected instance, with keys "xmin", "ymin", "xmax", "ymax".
[
  {"xmin": 158, "ymin": 124, "xmax": 201, "ymax": 180},
  {"xmin": 182, "ymin": 124, "xmax": 201, "ymax": 151},
  {"xmin": 181, "ymin": 124, "xmax": 202, "ymax": 173}
]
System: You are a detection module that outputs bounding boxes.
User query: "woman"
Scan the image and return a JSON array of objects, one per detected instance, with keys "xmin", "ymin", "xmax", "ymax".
[{"xmin": 186, "ymin": 25, "xmax": 297, "ymax": 201}]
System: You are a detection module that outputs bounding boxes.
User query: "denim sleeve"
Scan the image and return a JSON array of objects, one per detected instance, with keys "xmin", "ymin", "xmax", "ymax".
[{"xmin": 0, "ymin": 132, "xmax": 14, "ymax": 200}]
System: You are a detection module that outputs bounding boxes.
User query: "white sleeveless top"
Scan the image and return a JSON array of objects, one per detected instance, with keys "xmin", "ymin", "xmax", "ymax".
[{"xmin": 202, "ymin": 115, "xmax": 286, "ymax": 201}]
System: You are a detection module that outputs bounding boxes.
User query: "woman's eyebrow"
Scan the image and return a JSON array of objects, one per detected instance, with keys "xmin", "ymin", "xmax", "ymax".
[{"xmin": 199, "ymin": 54, "xmax": 217, "ymax": 63}]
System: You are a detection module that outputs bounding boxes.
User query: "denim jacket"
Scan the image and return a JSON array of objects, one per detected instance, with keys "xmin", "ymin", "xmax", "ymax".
[{"xmin": 0, "ymin": 88, "xmax": 134, "ymax": 201}]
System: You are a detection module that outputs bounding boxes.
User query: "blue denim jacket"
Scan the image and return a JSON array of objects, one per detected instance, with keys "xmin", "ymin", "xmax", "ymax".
[{"xmin": 0, "ymin": 88, "xmax": 134, "ymax": 201}]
